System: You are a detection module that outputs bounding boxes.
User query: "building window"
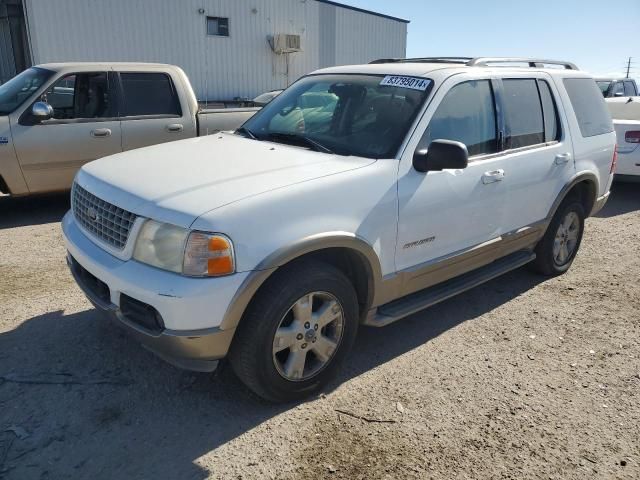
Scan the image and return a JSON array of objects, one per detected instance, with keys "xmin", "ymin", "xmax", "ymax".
[{"xmin": 207, "ymin": 17, "xmax": 229, "ymax": 37}]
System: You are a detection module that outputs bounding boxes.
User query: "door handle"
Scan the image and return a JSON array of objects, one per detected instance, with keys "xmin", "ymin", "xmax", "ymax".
[
  {"xmin": 554, "ymin": 153, "xmax": 572, "ymax": 165},
  {"xmin": 91, "ymin": 128, "xmax": 112, "ymax": 138},
  {"xmin": 482, "ymin": 169, "xmax": 505, "ymax": 184},
  {"xmin": 166, "ymin": 123, "xmax": 184, "ymax": 133}
]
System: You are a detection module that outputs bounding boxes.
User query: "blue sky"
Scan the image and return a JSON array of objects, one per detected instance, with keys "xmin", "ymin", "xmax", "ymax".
[{"xmin": 342, "ymin": 0, "xmax": 640, "ymax": 81}]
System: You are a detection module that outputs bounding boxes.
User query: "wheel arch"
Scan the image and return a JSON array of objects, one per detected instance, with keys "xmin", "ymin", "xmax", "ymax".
[
  {"xmin": 219, "ymin": 232, "xmax": 383, "ymax": 330},
  {"xmin": 547, "ymin": 172, "xmax": 599, "ymax": 221}
]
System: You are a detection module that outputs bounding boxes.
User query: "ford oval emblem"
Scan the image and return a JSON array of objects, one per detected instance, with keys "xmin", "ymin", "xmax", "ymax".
[{"xmin": 86, "ymin": 207, "xmax": 99, "ymax": 222}]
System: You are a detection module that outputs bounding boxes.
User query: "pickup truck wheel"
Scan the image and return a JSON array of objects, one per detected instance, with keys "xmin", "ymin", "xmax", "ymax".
[
  {"xmin": 531, "ymin": 201, "xmax": 585, "ymax": 276},
  {"xmin": 229, "ymin": 260, "xmax": 358, "ymax": 402}
]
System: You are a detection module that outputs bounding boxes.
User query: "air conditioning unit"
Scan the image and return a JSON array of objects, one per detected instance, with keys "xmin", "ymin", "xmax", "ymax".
[{"xmin": 271, "ymin": 34, "xmax": 301, "ymax": 54}]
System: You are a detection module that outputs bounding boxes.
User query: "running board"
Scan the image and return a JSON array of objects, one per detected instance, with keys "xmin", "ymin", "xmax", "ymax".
[{"xmin": 365, "ymin": 251, "xmax": 536, "ymax": 327}]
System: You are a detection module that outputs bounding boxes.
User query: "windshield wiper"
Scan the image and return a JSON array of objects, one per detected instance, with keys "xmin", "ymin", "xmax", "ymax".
[
  {"xmin": 235, "ymin": 126, "xmax": 257, "ymax": 140},
  {"xmin": 265, "ymin": 132, "xmax": 334, "ymax": 154}
]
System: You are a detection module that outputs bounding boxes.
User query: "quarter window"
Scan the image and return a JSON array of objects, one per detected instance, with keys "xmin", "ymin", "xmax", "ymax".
[
  {"xmin": 563, "ymin": 78, "xmax": 614, "ymax": 137},
  {"xmin": 42, "ymin": 72, "xmax": 112, "ymax": 120},
  {"xmin": 420, "ymin": 80, "xmax": 498, "ymax": 157},
  {"xmin": 119, "ymin": 73, "xmax": 181, "ymax": 117},
  {"xmin": 207, "ymin": 17, "xmax": 229, "ymax": 36}
]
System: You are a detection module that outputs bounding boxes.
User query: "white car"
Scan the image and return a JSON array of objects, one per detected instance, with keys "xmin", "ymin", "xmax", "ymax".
[
  {"xmin": 613, "ymin": 120, "xmax": 640, "ymax": 181},
  {"xmin": 63, "ymin": 57, "xmax": 615, "ymax": 402}
]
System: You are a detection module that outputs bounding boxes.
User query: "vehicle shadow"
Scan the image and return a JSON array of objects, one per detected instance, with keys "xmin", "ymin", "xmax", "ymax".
[
  {"xmin": 0, "ymin": 192, "xmax": 69, "ymax": 230},
  {"xmin": 0, "ymin": 267, "xmax": 544, "ymax": 479},
  {"xmin": 596, "ymin": 181, "xmax": 639, "ymax": 218}
]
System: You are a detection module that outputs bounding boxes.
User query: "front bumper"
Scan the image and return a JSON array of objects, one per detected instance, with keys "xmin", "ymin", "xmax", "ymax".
[{"xmin": 62, "ymin": 211, "xmax": 250, "ymax": 372}]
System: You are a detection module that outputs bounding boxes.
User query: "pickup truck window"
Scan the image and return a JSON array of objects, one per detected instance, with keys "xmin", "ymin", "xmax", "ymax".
[
  {"xmin": 612, "ymin": 82, "xmax": 625, "ymax": 97},
  {"xmin": 563, "ymin": 78, "xmax": 614, "ymax": 138},
  {"xmin": 241, "ymin": 74, "xmax": 431, "ymax": 158},
  {"xmin": 596, "ymin": 81, "xmax": 611, "ymax": 97},
  {"xmin": 0, "ymin": 67, "xmax": 53, "ymax": 115},
  {"xmin": 418, "ymin": 80, "xmax": 497, "ymax": 157},
  {"xmin": 42, "ymin": 72, "xmax": 113, "ymax": 119},
  {"xmin": 624, "ymin": 81, "xmax": 637, "ymax": 96},
  {"xmin": 120, "ymin": 73, "xmax": 181, "ymax": 117}
]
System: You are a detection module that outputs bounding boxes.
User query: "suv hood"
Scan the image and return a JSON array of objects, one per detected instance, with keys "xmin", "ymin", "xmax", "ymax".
[{"xmin": 77, "ymin": 133, "xmax": 375, "ymax": 227}]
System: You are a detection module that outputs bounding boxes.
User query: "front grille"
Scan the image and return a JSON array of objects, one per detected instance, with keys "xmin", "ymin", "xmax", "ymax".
[{"xmin": 72, "ymin": 183, "xmax": 137, "ymax": 250}]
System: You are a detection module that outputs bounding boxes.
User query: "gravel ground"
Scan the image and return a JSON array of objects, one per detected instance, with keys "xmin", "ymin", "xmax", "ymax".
[{"xmin": 0, "ymin": 183, "xmax": 638, "ymax": 480}]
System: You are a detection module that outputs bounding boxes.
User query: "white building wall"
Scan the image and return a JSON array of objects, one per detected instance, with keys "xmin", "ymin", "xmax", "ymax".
[{"xmin": 22, "ymin": 0, "xmax": 407, "ymax": 101}]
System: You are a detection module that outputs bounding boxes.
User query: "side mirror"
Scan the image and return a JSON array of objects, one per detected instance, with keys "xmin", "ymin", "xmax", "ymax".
[
  {"xmin": 31, "ymin": 101, "xmax": 53, "ymax": 122},
  {"xmin": 413, "ymin": 139, "xmax": 469, "ymax": 173}
]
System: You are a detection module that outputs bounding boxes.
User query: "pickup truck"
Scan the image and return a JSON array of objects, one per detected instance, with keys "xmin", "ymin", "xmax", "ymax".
[
  {"xmin": 596, "ymin": 77, "xmax": 638, "ymax": 98},
  {"xmin": 606, "ymin": 96, "xmax": 640, "ymax": 181},
  {"xmin": 63, "ymin": 57, "xmax": 614, "ymax": 402},
  {"xmin": 0, "ymin": 63, "xmax": 259, "ymax": 196}
]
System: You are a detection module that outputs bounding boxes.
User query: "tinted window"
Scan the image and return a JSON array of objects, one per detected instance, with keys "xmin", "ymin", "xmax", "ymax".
[
  {"xmin": 538, "ymin": 80, "xmax": 560, "ymax": 142},
  {"xmin": 42, "ymin": 72, "xmax": 112, "ymax": 119},
  {"xmin": 624, "ymin": 81, "xmax": 637, "ymax": 96},
  {"xmin": 243, "ymin": 74, "xmax": 431, "ymax": 159},
  {"xmin": 612, "ymin": 82, "xmax": 625, "ymax": 96},
  {"xmin": 596, "ymin": 81, "xmax": 612, "ymax": 97},
  {"xmin": 420, "ymin": 80, "xmax": 497, "ymax": 156},
  {"xmin": 502, "ymin": 79, "xmax": 544, "ymax": 148},
  {"xmin": 563, "ymin": 78, "xmax": 614, "ymax": 137},
  {"xmin": 207, "ymin": 17, "xmax": 229, "ymax": 36},
  {"xmin": 120, "ymin": 73, "xmax": 181, "ymax": 117}
]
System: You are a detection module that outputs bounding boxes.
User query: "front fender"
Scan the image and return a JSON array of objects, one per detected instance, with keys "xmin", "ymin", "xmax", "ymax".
[{"xmin": 219, "ymin": 232, "xmax": 383, "ymax": 330}]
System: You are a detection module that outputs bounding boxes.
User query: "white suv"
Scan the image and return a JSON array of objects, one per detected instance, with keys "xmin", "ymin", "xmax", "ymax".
[{"xmin": 62, "ymin": 57, "xmax": 616, "ymax": 402}]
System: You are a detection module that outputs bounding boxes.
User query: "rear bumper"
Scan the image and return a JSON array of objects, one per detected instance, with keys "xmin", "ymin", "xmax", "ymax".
[{"xmin": 590, "ymin": 192, "xmax": 610, "ymax": 216}]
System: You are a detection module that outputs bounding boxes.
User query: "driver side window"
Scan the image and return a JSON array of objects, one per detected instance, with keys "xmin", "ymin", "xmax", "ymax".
[
  {"xmin": 41, "ymin": 72, "xmax": 112, "ymax": 120},
  {"xmin": 419, "ymin": 80, "xmax": 498, "ymax": 157}
]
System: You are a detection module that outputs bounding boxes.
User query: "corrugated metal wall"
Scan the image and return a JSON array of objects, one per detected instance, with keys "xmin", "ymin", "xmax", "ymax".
[{"xmin": 22, "ymin": 0, "xmax": 407, "ymax": 100}]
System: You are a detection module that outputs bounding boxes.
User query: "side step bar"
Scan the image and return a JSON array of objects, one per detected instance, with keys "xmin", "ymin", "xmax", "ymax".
[{"xmin": 364, "ymin": 251, "xmax": 536, "ymax": 327}]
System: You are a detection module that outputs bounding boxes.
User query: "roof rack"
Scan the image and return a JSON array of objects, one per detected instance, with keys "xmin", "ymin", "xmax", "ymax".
[{"xmin": 369, "ymin": 56, "xmax": 579, "ymax": 70}]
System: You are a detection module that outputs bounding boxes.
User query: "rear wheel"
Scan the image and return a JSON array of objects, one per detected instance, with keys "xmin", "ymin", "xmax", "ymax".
[
  {"xmin": 229, "ymin": 260, "xmax": 359, "ymax": 402},
  {"xmin": 531, "ymin": 201, "xmax": 585, "ymax": 276}
]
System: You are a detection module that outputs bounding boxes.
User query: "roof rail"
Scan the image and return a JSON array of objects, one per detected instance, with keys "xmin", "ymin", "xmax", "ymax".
[
  {"xmin": 369, "ymin": 57, "xmax": 472, "ymax": 65},
  {"xmin": 369, "ymin": 56, "xmax": 579, "ymax": 70},
  {"xmin": 467, "ymin": 57, "xmax": 579, "ymax": 70}
]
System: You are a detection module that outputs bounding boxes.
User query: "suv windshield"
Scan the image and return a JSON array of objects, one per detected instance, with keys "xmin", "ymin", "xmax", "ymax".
[
  {"xmin": 0, "ymin": 67, "xmax": 54, "ymax": 115},
  {"xmin": 240, "ymin": 74, "xmax": 432, "ymax": 158}
]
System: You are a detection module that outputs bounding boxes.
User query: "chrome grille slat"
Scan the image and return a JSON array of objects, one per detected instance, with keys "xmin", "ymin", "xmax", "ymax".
[{"xmin": 72, "ymin": 183, "xmax": 136, "ymax": 250}]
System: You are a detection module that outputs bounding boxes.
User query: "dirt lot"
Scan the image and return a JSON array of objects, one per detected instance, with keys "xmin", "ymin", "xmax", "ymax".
[{"xmin": 0, "ymin": 183, "xmax": 638, "ymax": 480}]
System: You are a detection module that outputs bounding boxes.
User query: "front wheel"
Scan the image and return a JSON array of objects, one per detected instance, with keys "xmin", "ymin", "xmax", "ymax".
[
  {"xmin": 229, "ymin": 260, "xmax": 359, "ymax": 402},
  {"xmin": 531, "ymin": 201, "xmax": 585, "ymax": 276}
]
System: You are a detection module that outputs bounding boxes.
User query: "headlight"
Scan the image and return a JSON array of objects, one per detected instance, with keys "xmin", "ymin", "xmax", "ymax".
[{"xmin": 133, "ymin": 220, "xmax": 235, "ymax": 277}]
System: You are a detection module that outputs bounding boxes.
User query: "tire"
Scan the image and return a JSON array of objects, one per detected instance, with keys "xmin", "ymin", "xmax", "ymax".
[
  {"xmin": 229, "ymin": 259, "xmax": 359, "ymax": 402},
  {"xmin": 530, "ymin": 200, "xmax": 585, "ymax": 276}
]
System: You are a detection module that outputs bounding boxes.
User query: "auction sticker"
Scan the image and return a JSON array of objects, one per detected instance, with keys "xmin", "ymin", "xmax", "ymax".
[{"xmin": 380, "ymin": 76, "xmax": 431, "ymax": 91}]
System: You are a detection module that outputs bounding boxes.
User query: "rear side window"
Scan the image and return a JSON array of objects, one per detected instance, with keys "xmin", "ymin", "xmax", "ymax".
[
  {"xmin": 612, "ymin": 82, "xmax": 625, "ymax": 97},
  {"xmin": 420, "ymin": 80, "xmax": 498, "ymax": 156},
  {"xmin": 502, "ymin": 79, "xmax": 544, "ymax": 148},
  {"xmin": 624, "ymin": 81, "xmax": 637, "ymax": 96},
  {"xmin": 563, "ymin": 78, "xmax": 613, "ymax": 137},
  {"xmin": 120, "ymin": 73, "xmax": 181, "ymax": 117},
  {"xmin": 538, "ymin": 80, "xmax": 560, "ymax": 143}
]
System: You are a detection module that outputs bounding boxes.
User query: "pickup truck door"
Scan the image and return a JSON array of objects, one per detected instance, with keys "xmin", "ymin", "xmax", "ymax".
[
  {"xmin": 116, "ymin": 71, "xmax": 196, "ymax": 151},
  {"xmin": 396, "ymin": 75, "xmax": 509, "ymax": 295},
  {"xmin": 10, "ymin": 71, "xmax": 122, "ymax": 193}
]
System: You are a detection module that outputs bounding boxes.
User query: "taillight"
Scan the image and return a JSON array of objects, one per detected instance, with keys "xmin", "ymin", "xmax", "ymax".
[
  {"xmin": 610, "ymin": 145, "xmax": 618, "ymax": 174},
  {"xmin": 625, "ymin": 131, "xmax": 640, "ymax": 143}
]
